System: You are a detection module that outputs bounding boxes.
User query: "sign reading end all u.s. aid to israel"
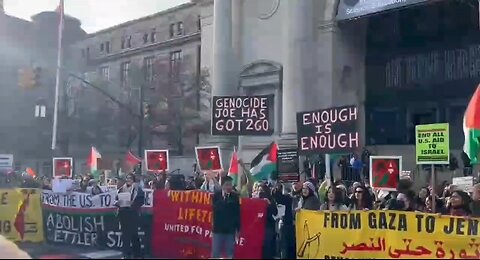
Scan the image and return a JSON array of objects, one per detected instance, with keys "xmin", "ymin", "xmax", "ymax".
[{"xmin": 415, "ymin": 123, "xmax": 450, "ymax": 165}]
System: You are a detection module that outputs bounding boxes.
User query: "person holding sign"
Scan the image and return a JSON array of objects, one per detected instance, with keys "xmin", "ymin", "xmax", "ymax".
[{"xmin": 115, "ymin": 173, "xmax": 145, "ymax": 259}]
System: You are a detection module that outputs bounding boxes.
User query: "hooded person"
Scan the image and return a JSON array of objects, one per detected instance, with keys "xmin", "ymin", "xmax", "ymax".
[{"xmin": 297, "ymin": 181, "xmax": 321, "ymax": 211}]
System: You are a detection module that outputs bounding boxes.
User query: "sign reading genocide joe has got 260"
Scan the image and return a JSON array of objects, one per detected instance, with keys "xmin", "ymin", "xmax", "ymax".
[
  {"xmin": 415, "ymin": 123, "xmax": 450, "ymax": 165},
  {"xmin": 212, "ymin": 95, "xmax": 274, "ymax": 136},
  {"xmin": 296, "ymin": 105, "xmax": 359, "ymax": 155}
]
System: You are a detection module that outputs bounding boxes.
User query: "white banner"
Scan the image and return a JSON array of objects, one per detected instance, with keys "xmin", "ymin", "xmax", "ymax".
[{"xmin": 41, "ymin": 189, "xmax": 154, "ymax": 209}]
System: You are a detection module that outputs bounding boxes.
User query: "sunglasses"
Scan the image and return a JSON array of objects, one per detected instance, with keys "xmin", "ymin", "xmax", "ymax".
[{"xmin": 355, "ymin": 190, "xmax": 363, "ymax": 193}]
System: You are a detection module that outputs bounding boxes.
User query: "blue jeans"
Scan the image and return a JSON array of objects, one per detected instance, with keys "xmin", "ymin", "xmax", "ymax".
[{"xmin": 211, "ymin": 233, "xmax": 235, "ymax": 258}]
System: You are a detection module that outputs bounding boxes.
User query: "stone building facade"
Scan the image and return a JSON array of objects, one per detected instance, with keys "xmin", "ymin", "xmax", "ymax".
[
  {"xmin": 0, "ymin": 8, "xmax": 86, "ymax": 175},
  {"xmin": 201, "ymin": 0, "xmax": 479, "ymax": 186},
  {"xmin": 70, "ymin": 2, "xmax": 202, "ymax": 174}
]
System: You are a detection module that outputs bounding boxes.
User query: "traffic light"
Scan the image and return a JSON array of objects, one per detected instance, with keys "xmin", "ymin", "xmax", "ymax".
[
  {"xmin": 144, "ymin": 150, "xmax": 169, "ymax": 172},
  {"xmin": 18, "ymin": 67, "xmax": 41, "ymax": 89},
  {"xmin": 143, "ymin": 102, "xmax": 151, "ymax": 118},
  {"xmin": 53, "ymin": 157, "xmax": 73, "ymax": 178}
]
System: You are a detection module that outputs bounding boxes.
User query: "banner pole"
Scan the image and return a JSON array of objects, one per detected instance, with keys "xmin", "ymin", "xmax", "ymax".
[
  {"xmin": 237, "ymin": 136, "xmax": 242, "ymax": 191},
  {"xmin": 431, "ymin": 164, "xmax": 436, "ymax": 213},
  {"xmin": 325, "ymin": 154, "xmax": 331, "ymax": 186}
]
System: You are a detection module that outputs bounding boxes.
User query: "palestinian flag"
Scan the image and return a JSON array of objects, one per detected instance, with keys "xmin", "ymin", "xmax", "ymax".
[
  {"xmin": 250, "ymin": 142, "xmax": 278, "ymax": 182},
  {"xmin": 464, "ymin": 86, "xmax": 480, "ymax": 164},
  {"xmin": 228, "ymin": 148, "xmax": 239, "ymax": 186},
  {"xmin": 89, "ymin": 146, "xmax": 102, "ymax": 178}
]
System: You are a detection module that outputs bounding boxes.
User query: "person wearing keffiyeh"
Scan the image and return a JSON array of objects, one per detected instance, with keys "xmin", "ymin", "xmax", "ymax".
[{"xmin": 115, "ymin": 173, "xmax": 145, "ymax": 259}]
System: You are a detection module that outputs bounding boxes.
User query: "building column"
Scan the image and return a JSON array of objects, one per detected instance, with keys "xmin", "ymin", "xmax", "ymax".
[
  {"xmin": 212, "ymin": 0, "xmax": 234, "ymax": 96},
  {"xmin": 209, "ymin": 0, "xmax": 236, "ymax": 166},
  {"xmin": 280, "ymin": 0, "xmax": 315, "ymax": 148}
]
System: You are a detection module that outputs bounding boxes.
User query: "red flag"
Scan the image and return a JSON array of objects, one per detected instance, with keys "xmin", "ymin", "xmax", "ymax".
[
  {"xmin": 26, "ymin": 168, "xmax": 36, "ymax": 178},
  {"xmin": 125, "ymin": 150, "xmax": 142, "ymax": 167},
  {"xmin": 228, "ymin": 148, "xmax": 239, "ymax": 185}
]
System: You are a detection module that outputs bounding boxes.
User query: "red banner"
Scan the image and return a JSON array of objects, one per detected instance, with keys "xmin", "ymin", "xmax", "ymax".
[{"xmin": 152, "ymin": 190, "xmax": 267, "ymax": 259}]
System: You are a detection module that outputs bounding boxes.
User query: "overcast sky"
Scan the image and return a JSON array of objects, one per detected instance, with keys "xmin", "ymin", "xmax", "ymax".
[{"xmin": 4, "ymin": 0, "xmax": 190, "ymax": 33}]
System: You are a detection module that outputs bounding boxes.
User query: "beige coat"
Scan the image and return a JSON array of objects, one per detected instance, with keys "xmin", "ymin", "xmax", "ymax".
[{"xmin": 0, "ymin": 235, "xmax": 31, "ymax": 259}]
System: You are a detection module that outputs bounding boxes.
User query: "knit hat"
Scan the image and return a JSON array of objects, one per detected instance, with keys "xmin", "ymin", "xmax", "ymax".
[{"xmin": 303, "ymin": 181, "xmax": 316, "ymax": 193}]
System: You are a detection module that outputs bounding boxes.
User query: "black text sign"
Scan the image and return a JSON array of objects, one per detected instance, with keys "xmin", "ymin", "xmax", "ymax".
[
  {"xmin": 212, "ymin": 95, "xmax": 274, "ymax": 136},
  {"xmin": 296, "ymin": 105, "xmax": 359, "ymax": 155}
]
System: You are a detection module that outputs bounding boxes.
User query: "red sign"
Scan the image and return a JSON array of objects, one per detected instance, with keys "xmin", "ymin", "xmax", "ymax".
[
  {"xmin": 195, "ymin": 146, "xmax": 222, "ymax": 171},
  {"xmin": 52, "ymin": 157, "xmax": 73, "ymax": 178},
  {"xmin": 369, "ymin": 156, "xmax": 402, "ymax": 191},
  {"xmin": 151, "ymin": 190, "xmax": 266, "ymax": 259},
  {"xmin": 145, "ymin": 150, "xmax": 169, "ymax": 172}
]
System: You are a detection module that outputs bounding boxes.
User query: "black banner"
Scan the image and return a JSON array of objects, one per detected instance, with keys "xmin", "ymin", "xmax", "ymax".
[
  {"xmin": 296, "ymin": 105, "xmax": 359, "ymax": 155},
  {"xmin": 211, "ymin": 95, "xmax": 274, "ymax": 136},
  {"xmin": 277, "ymin": 149, "xmax": 299, "ymax": 182},
  {"xmin": 42, "ymin": 209, "xmax": 152, "ymax": 254},
  {"xmin": 336, "ymin": 0, "xmax": 429, "ymax": 21}
]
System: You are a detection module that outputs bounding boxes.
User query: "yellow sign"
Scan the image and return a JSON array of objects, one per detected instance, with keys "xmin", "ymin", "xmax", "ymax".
[
  {"xmin": 0, "ymin": 189, "xmax": 44, "ymax": 242},
  {"xmin": 296, "ymin": 210, "xmax": 479, "ymax": 259},
  {"xmin": 415, "ymin": 123, "xmax": 450, "ymax": 165}
]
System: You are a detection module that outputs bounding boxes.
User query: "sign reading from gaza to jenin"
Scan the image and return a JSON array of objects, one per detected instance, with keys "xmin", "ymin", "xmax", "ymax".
[
  {"xmin": 415, "ymin": 123, "xmax": 450, "ymax": 165},
  {"xmin": 211, "ymin": 95, "xmax": 274, "ymax": 136},
  {"xmin": 296, "ymin": 105, "xmax": 359, "ymax": 155}
]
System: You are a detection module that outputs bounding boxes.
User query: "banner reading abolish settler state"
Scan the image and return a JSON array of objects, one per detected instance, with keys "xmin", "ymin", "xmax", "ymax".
[
  {"xmin": 296, "ymin": 210, "xmax": 480, "ymax": 259},
  {"xmin": 0, "ymin": 189, "xmax": 44, "ymax": 242},
  {"xmin": 41, "ymin": 189, "xmax": 153, "ymax": 253}
]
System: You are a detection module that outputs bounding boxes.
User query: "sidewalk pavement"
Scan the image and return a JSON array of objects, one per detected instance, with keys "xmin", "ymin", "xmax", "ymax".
[{"xmin": 17, "ymin": 242, "xmax": 123, "ymax": 259}]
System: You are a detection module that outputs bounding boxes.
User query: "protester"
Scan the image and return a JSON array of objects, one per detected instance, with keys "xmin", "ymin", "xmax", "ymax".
[
  {"xmin": 258, "ymin": 183, "xmax": 278, "ymax": 260},
  {"xmin": 388, "ymin": 190, "xmax": 415, "ymax": 211},
  {"xmin": 89, "ymin": 179, "xmax": 103, "ymax": 195},
  {"xmin": 320, "ymin": 186, "xmax": 348, "ymax": 211},
  {"xmin": 211, "ymin": 176, "xmax": 240, "ymax": 259},
  {"xmin": 425, "ymin": 195, "xmax": 445, "ymax": 214},
  {"xmin": 471, "ymin": 184, "xmax": 480, "ymax": 217},
  {"xmin": 416, "ymin": 187, "xmax": 430, "ymax": 212},
  {"xmin": 200, "ymin": 171, "xmax": 220, "ymax": 193},
  {"xmin": 272, "ymin": 183, "xmax": 295, "ymax": 259},
  {"xmin": 446, "ymin": 190, "xmax": 471, "ymax": 217},
  {"xmin": 349, "ymin": 185, "xmax": 372, "ymax": 210},
  {"xmin": 298, "ymin": 181, "xmax": 321, "ymax": 211},
  {"xmin": 115, "ymin": 173, "xmax": 145, "ymax": 259}
]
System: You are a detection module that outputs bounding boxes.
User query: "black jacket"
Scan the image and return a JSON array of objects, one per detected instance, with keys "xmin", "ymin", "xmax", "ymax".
[{"xmin": 212, "ymin": 191, "xmax": 241, "ymax": 234}]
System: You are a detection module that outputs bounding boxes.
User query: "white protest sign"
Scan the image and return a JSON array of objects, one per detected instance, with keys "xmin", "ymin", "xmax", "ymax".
[
  {"xmin": 41, "ymin": 189, "xmax": 154, "ymax": 209},
  {"xmin": 452, "ymin": 176, "xmax": 474, "ymax": 193}
]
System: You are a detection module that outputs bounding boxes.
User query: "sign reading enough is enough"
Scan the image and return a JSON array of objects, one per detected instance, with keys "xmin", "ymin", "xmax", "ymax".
[{"xmin": 296, "ymin": 105, "xmax": 359, "ymax": 155}]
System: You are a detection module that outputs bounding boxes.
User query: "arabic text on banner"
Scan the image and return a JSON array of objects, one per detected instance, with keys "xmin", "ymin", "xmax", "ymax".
[
  {"xmin": 296, "ymin": 210, "xmax": 479, "ymax": 259},
  {"xmin": 0, "ymin": 188, "xmax": 44, "ymax": 242}
]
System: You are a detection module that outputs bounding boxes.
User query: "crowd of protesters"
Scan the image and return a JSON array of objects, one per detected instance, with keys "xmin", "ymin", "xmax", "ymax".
[{"xmin": 2, "ymin": 163, "xmax": 480, "ymax": 259}]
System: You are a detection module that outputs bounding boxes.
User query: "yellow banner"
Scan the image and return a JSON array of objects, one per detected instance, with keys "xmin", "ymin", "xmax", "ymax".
[
  {"xmin": 296, "ymin": 210, "xmax": 479, "ymax": 259},
  {"xmin": 0, "ymin": 189, "xmax": 44, "ymax": 242}
]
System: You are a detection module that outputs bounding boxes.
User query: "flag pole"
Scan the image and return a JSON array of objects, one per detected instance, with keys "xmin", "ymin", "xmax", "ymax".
[{"xmin": 51, "ymin": 0, "xmax": 65, "ymax": 150}]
